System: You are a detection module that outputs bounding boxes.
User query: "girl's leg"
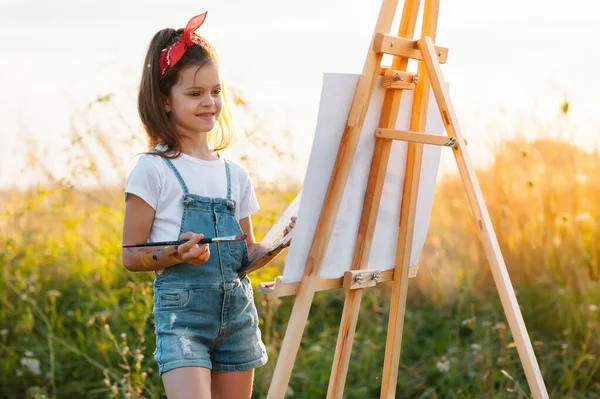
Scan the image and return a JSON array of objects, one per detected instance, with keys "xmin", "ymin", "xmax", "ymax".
[
  {"xmin": 162, "ymin": 367, "xmax": 212, "ymax": 399},
  {"xmin": 211, "ymin": 369, "xmax": 254, "ymax": 399}
]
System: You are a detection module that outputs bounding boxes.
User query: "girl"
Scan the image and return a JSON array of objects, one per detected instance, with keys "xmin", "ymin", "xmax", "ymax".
[{"xmin": 121, "ymin": 12, "xmax": 293, "ymax": 399}]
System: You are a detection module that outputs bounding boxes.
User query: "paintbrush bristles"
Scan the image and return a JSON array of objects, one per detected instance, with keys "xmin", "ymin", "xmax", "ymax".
[{"xmin": 211, "ymin": 234, "xmax": 247, "ymax": 243}]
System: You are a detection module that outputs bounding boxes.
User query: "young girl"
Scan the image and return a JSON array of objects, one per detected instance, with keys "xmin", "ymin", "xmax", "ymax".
[{"xmin": 121, "ymin": 12, "xmax": 293, "ymax": 399}]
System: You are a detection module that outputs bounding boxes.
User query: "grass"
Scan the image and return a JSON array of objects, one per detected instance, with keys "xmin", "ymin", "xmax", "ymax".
[{"xmin": 1, "ymin": 105, "xmax": 600, "ymax": 397}]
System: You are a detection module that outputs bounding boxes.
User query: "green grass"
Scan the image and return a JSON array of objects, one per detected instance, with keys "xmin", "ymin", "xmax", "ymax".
[{"xmin": 1, "ymin": 137, "xmax": 599, "ymax": 398}]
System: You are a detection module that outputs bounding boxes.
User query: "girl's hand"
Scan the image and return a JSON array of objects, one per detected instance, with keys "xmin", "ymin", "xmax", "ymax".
[
  {"xmin": 283, "ymin": 216, "xmax": 296, "ymax": 247},
  {"xmin": 176, "ymin": 232, "xmax": 211, "ymax": 266}
]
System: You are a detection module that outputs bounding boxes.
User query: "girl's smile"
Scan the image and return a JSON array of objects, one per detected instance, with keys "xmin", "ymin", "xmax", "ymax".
[{"xmin": 165, "ymin": 62, "xmax": 223, "ymax": 135}]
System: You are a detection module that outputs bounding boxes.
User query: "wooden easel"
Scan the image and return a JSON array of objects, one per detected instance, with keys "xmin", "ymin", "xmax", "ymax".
[{"xmin": 261, "ymin": 0, "xmax": 549, "ymax": 397}]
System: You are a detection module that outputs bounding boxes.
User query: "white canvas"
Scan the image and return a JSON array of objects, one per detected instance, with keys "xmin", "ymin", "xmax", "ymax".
[{"xmin": 282, "ymin": 73, "xmax": 445, "ymax": 283}]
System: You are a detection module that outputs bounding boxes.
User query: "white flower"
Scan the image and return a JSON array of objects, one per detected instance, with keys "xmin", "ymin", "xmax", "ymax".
[
  {"xmin": 471, "ymin": 344, "xmax": 482, "ymax": 352},
  {"xmin": 574, "ymin": 173, "xmax": 588, "ymax": 184},
  {"xmin": 575, "ymin": 212, "xmax": 592, "ymax": 222},
  {"xmin": 589, "ymin": 304, "xmax": 598, "ymax": 312},
  {"xmin": 436, "ymin": 356, "xmax": 450, "ymax": 373},
  {"xmin": 553, "ymin": 236, "xmax": 561, "ymax": 247},
  {"xmin": 46, "ymin": 290, "xmax": 61, "ymax": 298},
  {"xmin": 20, "ymin": 357, "xmax": 41, "ymax": 375},
  {"xmin": 25, "ymin": 351, "xmax": 34, "ymax": 357}
]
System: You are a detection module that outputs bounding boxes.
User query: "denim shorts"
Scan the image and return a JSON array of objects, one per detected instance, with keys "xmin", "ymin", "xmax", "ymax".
[{"xmin": 153, "ymin": 276, "xmax": 267, "ymax": 374}]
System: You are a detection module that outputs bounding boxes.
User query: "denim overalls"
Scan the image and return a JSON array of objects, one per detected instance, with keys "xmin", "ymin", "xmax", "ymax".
[{"xmin": 152, "ymin": 157, "xmax": 267, "ymax": 374}]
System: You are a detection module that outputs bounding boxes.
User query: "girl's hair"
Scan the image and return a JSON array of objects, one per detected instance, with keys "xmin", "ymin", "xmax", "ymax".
[{"xmin": 138, "ymin": 28, "xmax": 234, "ymax": 158}]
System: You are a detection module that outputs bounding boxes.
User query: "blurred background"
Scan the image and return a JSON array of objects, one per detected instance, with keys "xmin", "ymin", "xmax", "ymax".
[{"xmin": 1, "ymin": 0, "xmax": 599, "ymax": 397}]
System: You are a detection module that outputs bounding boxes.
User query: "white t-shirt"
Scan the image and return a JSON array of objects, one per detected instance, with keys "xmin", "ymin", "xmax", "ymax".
[{"xmin": 124, "ymin": 151, "xmax": 259, "ymax": 243}]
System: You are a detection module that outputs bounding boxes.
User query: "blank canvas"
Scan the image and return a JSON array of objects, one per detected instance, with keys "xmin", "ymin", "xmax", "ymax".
[{"xmin": 282, "ymin": 73, "xmax": 445, "ymax": 283}]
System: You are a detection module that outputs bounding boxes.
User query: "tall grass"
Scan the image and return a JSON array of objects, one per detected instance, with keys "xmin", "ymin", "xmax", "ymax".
[{"xmin": 1, "ymin": 99, "xmax": 599, "ymax": 398}]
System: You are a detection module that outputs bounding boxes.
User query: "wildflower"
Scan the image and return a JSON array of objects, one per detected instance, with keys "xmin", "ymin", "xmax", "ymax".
[
  {"xmin": 500, "ymin": 369, "xmax": 514, "ymax": 381},
  {"xmin": 25, "ymin": 351, "xmax": 34, "ymax": 357},
  {"xmin": 20, "ymin": 357, "xmax": 41, "ymax": 375},
  {"xmin": 575, "ymin": 212, "xmax": 592, "ymax": 222},
  {"xmin": 574, "ymin": 173, "xmax": 588, "ymax": 184},
  {"xmin": 589, "ymin": 305, "xmax": 598, "ymax": 312},
  {"xmin": 94, "ymin": 311, "xmax": 111, "ymax": 322},
  {"xmin": 471, "ymin": 344, "xmax": 482, "ymax": 352},
  {"xmin": 0, "ymin": 329, "xmax": 8, "ymax": 336},
  {"xmin": 436, "ymin": 356, "xmax": 450, "ymax": 373},
  {"xmin": 46, "ymin": 290, "xmax": 61, "ymax": 298},
  {"xmin": 461, "ymin": 317, "xmax": 476, "ymax": 326},
  {"xmin": 493, "ymin": 322, "xmax": 506, "ymax": 331},
  {"xmin": 121, "ymin": 333, "xmax": 127, "ymax": 340}
]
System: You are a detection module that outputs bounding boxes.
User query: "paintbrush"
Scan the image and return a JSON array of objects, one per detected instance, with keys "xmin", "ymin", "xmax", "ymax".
[{"xmin": 122, "ymin": 234, "xmax": 247, "ymax": 248}]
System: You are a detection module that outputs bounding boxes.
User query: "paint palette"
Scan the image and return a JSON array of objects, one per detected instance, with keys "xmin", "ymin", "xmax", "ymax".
[{"xmin": 124, "ymin": 245, "xmax": 181, "ymax": 263}]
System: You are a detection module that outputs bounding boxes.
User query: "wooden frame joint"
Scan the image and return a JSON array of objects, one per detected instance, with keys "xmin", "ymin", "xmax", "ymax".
[
  {"xmin": 381, "ymin": 69, "xmax": 419, "ymax": 90},
  {"xmin": 373, "ymin": 33, "xmax": 448, "ymax": 64},
  {"xmin": 343, "ymin": 269, "xmax": 381, "ymax": 290}
]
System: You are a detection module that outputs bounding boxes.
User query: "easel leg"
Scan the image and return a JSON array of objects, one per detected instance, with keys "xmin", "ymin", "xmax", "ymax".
[
  {"xmin": 327, "ymin": 136, "xmax": 394, "ymax": 399},
  {"xmin": 327, "ymin": 289, "xmax": 366, "ymax": 398},
  {"xmin": 419, "ymin": 36, "xmax": 549, "ymax": 399},
  {"xmin": 380, "ymin": 2, "xmax": 439, "ymax": 396},
  {"xmin": 380, "ymin": 142, "xmax": 424, "ymax": 398},
  {"xmin": 267, "ymin": 278, "xmax": 318, "ymax": 398}
]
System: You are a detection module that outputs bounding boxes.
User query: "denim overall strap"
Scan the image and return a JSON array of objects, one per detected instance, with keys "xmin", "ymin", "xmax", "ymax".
[
  {"xmin": 162, "ymin": 158, "xmax": 190, "ymax": 194},
  {"xmin": 224, "ymin": 160, "xmax": 232, "ymax": 201}
]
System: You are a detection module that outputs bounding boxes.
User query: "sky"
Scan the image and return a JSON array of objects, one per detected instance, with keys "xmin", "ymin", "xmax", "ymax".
[{"xmin": 1, "ymin": 0, "xmax": 599, "ymax": 188}]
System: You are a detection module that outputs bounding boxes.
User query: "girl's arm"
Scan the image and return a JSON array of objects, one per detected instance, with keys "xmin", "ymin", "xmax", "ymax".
[
  {"xmin": 239, "ymin": 216, "xmax": 260, "ymax": 255},
  {"xmin": 122, "ymin": 194, "xmax": 209, "ymax": 272}
]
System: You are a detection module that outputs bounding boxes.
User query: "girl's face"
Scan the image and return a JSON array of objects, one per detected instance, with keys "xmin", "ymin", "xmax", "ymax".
[{"xmin": 165, "ymin": 62, "xmax": 222, "ymax": 136}]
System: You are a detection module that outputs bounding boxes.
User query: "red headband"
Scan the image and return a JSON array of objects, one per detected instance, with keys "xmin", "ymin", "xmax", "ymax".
[{"xmin": 159, "ymin": 12, "xmax": 208, "ymax": 79}]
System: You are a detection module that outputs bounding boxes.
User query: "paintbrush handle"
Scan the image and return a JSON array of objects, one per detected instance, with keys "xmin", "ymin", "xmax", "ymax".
[{"xmin": 123, "ymin": 234, "xmax": 247, "ymax": 248}]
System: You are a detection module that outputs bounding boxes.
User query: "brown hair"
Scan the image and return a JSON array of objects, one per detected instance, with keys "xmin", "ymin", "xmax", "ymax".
[{"xmin": 137, "ymin": 28, "xmax": 234, "ymax": 158}]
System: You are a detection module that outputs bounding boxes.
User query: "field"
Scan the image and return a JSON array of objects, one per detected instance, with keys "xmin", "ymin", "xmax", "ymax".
[{"xmin": 1, "ymin": 122, "xmax": 599, "ymax": 397}]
